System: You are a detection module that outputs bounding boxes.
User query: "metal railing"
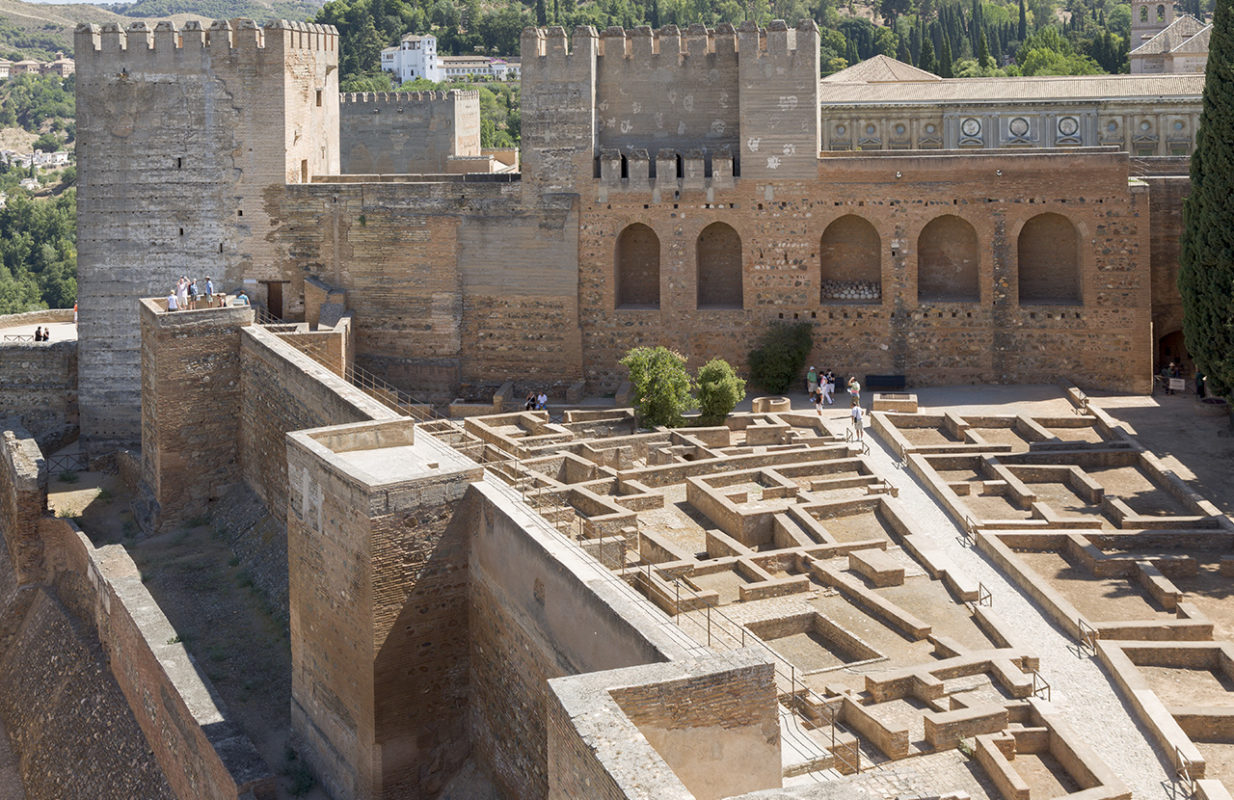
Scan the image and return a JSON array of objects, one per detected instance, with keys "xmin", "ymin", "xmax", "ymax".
[
  {"xmin": 3, "ymin": 334, "xmax": 35, "ymax": 342},
  {"xmin": 1031, "ymin": 670, "xmax": 1051, "ymax": 702},
  {"xmin": 960, "ymin": 515, "xmax": 977, "ymax": 545},
  {"xmin": 656, "ymin": 567, "xmax": 863, "ymax": 776},
  {"xmin": 1078, "ymin": 617, "xmax": 1098, "ymax": 655},
  {"xmin": 844, "ymin": 428, "xmax": 871, "ymax": 455},
  {"xmin": 967, "ymin": 581, "xmax": 992, "ymax": 613},
  {"xmin": 47, "ymin": 452, "xmax": 88, "ymax": 474},
  {"xmin": 1175, "ymin": 744, "xmax": 1198, "ymax": 797}
]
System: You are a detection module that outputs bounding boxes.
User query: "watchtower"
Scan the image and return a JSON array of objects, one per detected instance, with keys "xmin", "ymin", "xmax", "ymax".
[{"xmin": 74, "ymin": 19, "xmax": 339, "ymax": 453}]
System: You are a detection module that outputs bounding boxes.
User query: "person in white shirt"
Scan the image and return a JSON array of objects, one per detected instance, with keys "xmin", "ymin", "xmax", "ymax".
[
  {"xmin": 166, "ymin": 290, "xmax": 179, "ymax": 311},
  {"xmin": 850, "ymin": 400, "xmax": 864, "ymax": 441}
]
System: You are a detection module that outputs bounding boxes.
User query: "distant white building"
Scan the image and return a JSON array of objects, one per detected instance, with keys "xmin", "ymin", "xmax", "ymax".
[{"xmin": 381, "ymin": 33, "xmax": 443, "ymax": 83}]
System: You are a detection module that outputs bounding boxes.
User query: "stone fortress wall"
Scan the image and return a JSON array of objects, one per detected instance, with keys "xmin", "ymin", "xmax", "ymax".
[
  {"xmin": 76, "ymin": 18, "xmax": 1168, "ymax": 457},
  {"xmin": 340, "ymin": 89, "xmax": 482, "ymax": 174},
  {"xmin": 74, "ymin": 19, "xmax": 339, "ymax": 454}
]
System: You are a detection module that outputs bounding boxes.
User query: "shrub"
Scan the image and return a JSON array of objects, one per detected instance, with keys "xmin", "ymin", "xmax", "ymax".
[
  {"xmin": 695, "ymin": 358, "xmax": 746, "ymax": 425},
  {"xmin": 748, "ymin": 322, "xmax": 813, "ymax": 394},
  {"xmin": 620, "ymin": 346, "xmax": 696, "ymax": 428}
]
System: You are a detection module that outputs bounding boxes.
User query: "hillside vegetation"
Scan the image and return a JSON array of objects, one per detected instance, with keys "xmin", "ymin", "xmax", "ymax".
[{"xmin": 317, "ymin": 0, "xmax": 1211, "ymax": 81}]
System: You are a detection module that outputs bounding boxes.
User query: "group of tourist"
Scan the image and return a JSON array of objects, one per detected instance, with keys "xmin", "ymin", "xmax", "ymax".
[
  {"xmin": 805, "ymin": 366, "xmax": 866, "ymax": 440},
  {"xmin": 165, "ymin": 276, "xmax": 216, "ymax": 311},
  {"xmin": 524, "ymin": 391, "xmax": 549, "ymax": 411},
  {"xmin": 31, "ymin": 326, "xmax": 52, "ymax": 342},
  {"xmin": 163, "ymin": 277, "xmax": 251, "ymax": 312}
]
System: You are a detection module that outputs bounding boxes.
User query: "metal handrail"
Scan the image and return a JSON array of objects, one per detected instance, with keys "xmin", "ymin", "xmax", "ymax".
[
  {"xmin": 1031, "ymin": 670, "xmax": 1051, "ymax": 702},
  {"xmin": 967, "ymin": 581, "xmax": 992, "ymax": 613},
  {"xmin": 3, "ymin": 334, "xmax": 35, "ymax": 342},
  {"xmin": 1176, "ymin": 744, "xmax": 1197, "ymax": 796},
  {"xmin": 1078, "ymin": 617, "xmax": 1098, "ymax": 654}
]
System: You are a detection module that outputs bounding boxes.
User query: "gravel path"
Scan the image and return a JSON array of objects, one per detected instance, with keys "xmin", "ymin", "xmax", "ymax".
[{"xmin": 809, "ymin": 399, "xmax": 1183, "ymax": 800}]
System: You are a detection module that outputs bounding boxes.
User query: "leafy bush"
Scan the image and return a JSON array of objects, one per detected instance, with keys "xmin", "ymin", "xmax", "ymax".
[
  {"xmin": 620, "ymin": 346, "xmax": 696, "ymax": 428},
  {"xmin": 695, "ymin": 358, "xmax": 746, "ymax": 425},
  {"xmin": 748, "ymin": 322, "xmax": 813, "ymax": 394}
]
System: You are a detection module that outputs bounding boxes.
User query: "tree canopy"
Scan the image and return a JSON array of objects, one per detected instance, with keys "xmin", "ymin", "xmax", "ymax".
[{"xmin": 1179, "ymin": 0, "xmax": 1234, "ymax": 396}]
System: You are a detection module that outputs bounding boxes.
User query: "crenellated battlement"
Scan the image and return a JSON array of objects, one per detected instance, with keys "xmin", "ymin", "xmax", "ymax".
[
  {"xmin": 74, "ymin": 18, "xmax": 337, "ymax": 60},
  {"xmin": 341, "ymin": 89, "xmax": 476, "ymax": 106},
  {"xmin": 521, "ymin": 19, "xmax": 818, "ymax": 63}
]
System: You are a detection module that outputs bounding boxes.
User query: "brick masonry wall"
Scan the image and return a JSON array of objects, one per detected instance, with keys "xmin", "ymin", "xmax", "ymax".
[
  {"xmin": 609, "ymin": 660, "xmax": 780, "ymax": 799},
  {"xmin": 137, "ymin": 301, "xmax": 253, "ymax": 532},
  {"xmin": 0, "ymin": 342, "xmax": 77, "ymax": 446},
  {"xmin": 0, "ymin": 425, "xmax": 269, "ymax": 800},
  {"xmin": 1141, "ymin": 173, "xmax": 1189, "ymax": 354},
  {"xmin": 238, "ymin": 326, "xmax": 396, "ymax": 522},
  {"xmin": 467, "ymin": 484, "xmax": 671, "ymax": 800},
  {"xmin": 286, "ymin": 425, "xmax": 481, "ymax": 800},
  {"xmin": 267, "ymin": 182, "xmax": 582, "ymax": 394},
  {"xmin": 0, "ymin": 426, "xmax": 46, "ymax": 584},
  {"xmin": 0, "ymin": 586, "xmax": 176, "ymax": 800},
  {"xmin": 45, "ymin": 518, "xmax": 272, "ymax": 800},
  {"xmin": 580, "ymin": 149, "xmax": 1152, "ymax": 393},
  {"xmin": 340, "ymin": 91, "xmax": 480, "ymax": 174}
]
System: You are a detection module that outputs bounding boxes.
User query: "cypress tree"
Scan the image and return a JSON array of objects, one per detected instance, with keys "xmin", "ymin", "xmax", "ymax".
[
  {"xmin": 920, "ymin": 36, "xmax": 937, "ymax": 71},
  {"xmin": 939, "ymin": 34, "xmax": 954, "ymax": 75},
  {"xmin": 1018, "ymin": 0, "xmax": 1027, "ymax": 40},
  {"xmin": 978, "ymin": 27, "xmax": 992, "ymax": 66},
  {"xmin": 1179, "ymin": 0, "xmax": 1234, "ymax": 396},
  {"xmin": 897, "ymin": 36, "xmax": 912, "ymax": 62}
]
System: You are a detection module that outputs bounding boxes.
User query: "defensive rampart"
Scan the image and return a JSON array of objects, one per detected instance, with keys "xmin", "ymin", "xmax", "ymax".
[
  {"xmin": 0, "ymin": 310, "xmax": 77, "ymax": 449},
  {"xmin": 341, "ymin": 90, "xmax": 482, "ymax": 174}
]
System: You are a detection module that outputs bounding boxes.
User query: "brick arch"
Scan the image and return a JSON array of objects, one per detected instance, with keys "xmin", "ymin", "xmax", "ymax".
[
  {"xmin": 1018, "ymin": 213, "xmax": 1080, "ymax": 304},
  {"xmin": 917, "ymin": 215, "xmax": 979, "ymax": 302},
  {"xmin": 615, "ymin": 223, "xmax": 660, "ymax": 309},
  {"xmin": 696, "ymin": 222, "xmax": 743, "ymax": 309},
  {"xmin": 820, "ymin": 215, "xmax": 881, "ymax": 304}
]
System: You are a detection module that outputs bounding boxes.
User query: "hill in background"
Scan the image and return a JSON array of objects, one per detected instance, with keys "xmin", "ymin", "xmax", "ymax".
[{"xmin": 0, "ymin": 0, "xmax": 318, "ymax": 60}]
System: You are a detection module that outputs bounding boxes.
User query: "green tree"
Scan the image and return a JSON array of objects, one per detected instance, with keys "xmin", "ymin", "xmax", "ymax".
[
  {"xmin": 695, "ymin": 359, "xmax": 746, "ymax": 424},
  {"xmin": 620, "ymin": 346, "xmax": 697, "ymax": 427},
  {"xmin": 748, "ymin": 322, "xmax": 813, "ymax": 394},
  {"xmin": 977, "ymin": 27, "xmax": 993, "ymax": 66},
  {"xmin": 1019, "ymin": 0, "xmax": 1028, "ymax": 39},
  {"xmin": 1179, "ymin": 0, "xmax": 1234, "ymax": 396},
  {"xmin": 919, "ymin": 36, "xmax": 937, "ymax": 71}
]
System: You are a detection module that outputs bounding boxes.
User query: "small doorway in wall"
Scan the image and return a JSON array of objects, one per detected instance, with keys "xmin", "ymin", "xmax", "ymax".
[
  {"xmin": 1158, "ymin": 330, "xmax": 1190, "ymax": 374},
  {"xmin": 262, "ymin": 281, "xmax": 289, "ymax": 320}
]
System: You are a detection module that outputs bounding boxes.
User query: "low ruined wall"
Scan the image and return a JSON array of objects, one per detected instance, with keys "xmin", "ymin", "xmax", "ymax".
[
  {"xmin": 0, "ymin": 427, "xmax": 46, "ymax": 584},
  {"xmin": 0, "ymin": 341, "xmax": 76, "ymax": 447},
  {"xmin": 239, "ymin": 326, "xmax": 398, "ymax": 522},
  {"xmin": 468, "ymin": 480, "xmax": 681, "ymax": 799}
]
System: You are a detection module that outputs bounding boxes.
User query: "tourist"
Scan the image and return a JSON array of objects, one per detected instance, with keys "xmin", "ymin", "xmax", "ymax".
[
  {"xmin": 847, "ymin": 376, "xmax": 861, "ymax": 402},
  {"xmin": 166, "ymin": 289, "xmax": 179, "ymax": 312},
  {"xmin": 42, "ymin": 327, "xmax": 50, "ymax": 342},
  {"xmin": 176, "ymin": 276, "xmax": 189, "ymax": 311},
  {"xmin": 33, "ymin": 326, "xmax": 42, "ymax": 342},
  {"xmin": 72, "ymin": 302, "xmax": 77, "ymax": 324},
  {"xmin": 524, "ymin": 392, "xmax": 536, "ymax": 411},
  {"xmin": 850, "ymin": 398, "xmax": 865, "ymax": 441},
  {"xmin": 812, "ymin": 384, "xmax": 825, "ymax": 416},
  {"xmin": 204, "ymin": 277, "xmax": 215, "ymax": 308},
  {"xmin": 806, "ymin": 366, "xmax": 818, "ymax": 396},
  {"xmin": 536, "ymin": 391, "xmax": 548, "ymax": 410},
  {"xmin": 187, "ymin": 279, "xmax": 199, "ymax": 310},
  {"xmin": 233, "ymin": 290, "xmax": 250, "ymax": 306},
  {"xmin": 822, "ymin": 370, "xmax": 835, "ymax": 405}
]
